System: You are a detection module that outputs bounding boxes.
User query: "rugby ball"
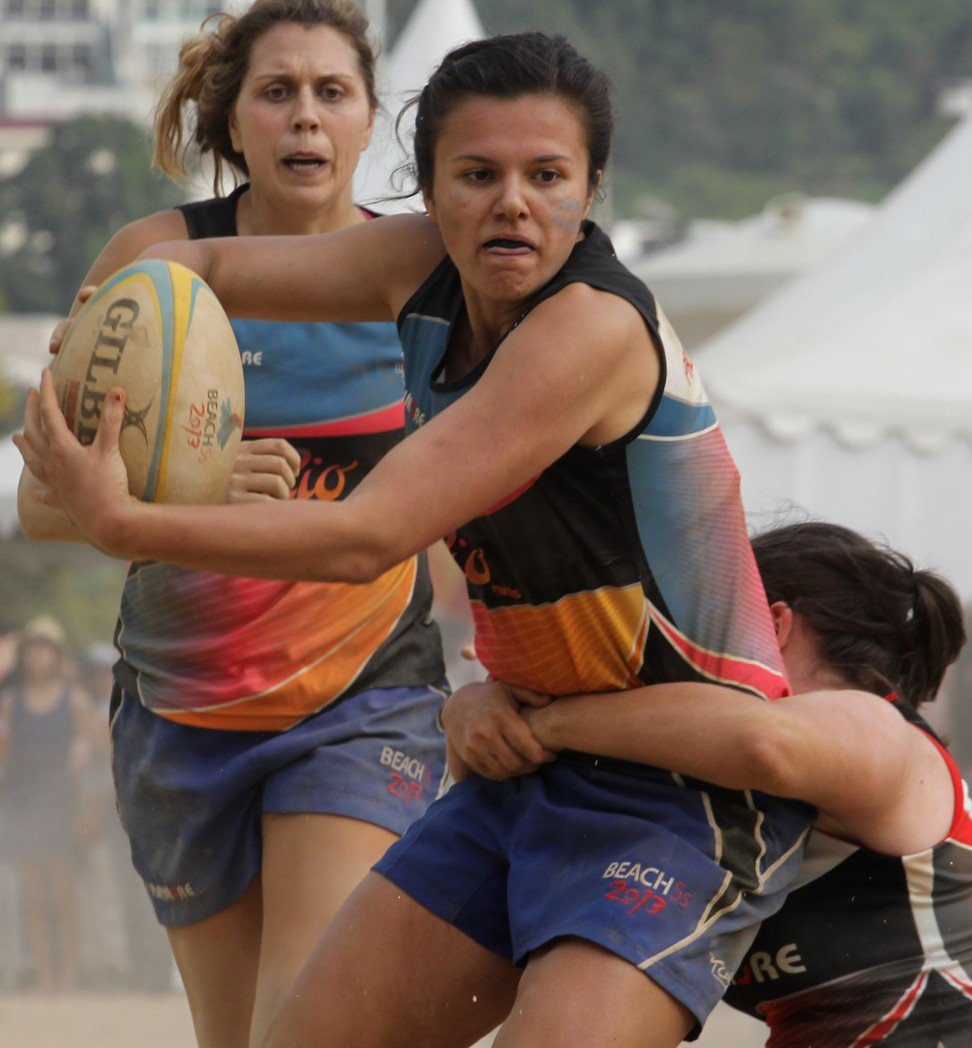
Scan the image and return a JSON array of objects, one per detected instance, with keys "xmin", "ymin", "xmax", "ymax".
[{"xmin": 52, "ymin": 259, "xmax": 245, "ymax": 504}]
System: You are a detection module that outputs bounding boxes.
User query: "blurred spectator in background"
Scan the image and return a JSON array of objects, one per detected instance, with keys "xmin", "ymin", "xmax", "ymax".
[
  {"xmin": 77, "ymin": 641, "xmax": 173, "ymax": 993},
  {"xmin": 0, "ymin": 617, "xmax": 22, "ymax": 990},
  {"xmin": 0, "ymin": 618, "xmax": 18, "ymax": 684},
  {"xmin": 0, "ymin": 616, "xmax": 93, "ymax": 994},
  {"xmin": 75, "ymin": 642, "xmax": 128, "ymax": 989}
]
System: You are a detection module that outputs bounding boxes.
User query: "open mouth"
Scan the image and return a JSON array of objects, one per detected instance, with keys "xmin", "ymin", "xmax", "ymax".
[
  {"xmin": 283, "ymin": 155, "xmax": 326, "ymax": 171},
  {"xmin": 484, "ymin": 237, "xmax": 534, "ymax": 251}
]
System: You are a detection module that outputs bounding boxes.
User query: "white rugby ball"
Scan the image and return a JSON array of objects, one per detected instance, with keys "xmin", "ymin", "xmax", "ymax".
[{"xmin": 52, "ymin": 259, "xmax": 245, "ymax": 505}]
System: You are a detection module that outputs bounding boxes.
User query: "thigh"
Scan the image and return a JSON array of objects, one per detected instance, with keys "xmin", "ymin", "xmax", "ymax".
[
  {"xmin": 263, "ymin": 871, "xmax": 521, "ymax": 1048},
  {"xmin": 249, "ymin": 813, "xmax": 398, "ymax": 1047},
  {"xmin": 496, "ymin": 937, "xmax": 694, "ymax": 1048},
  {"xmin": 166, "ymin": 875, "xmax": 263, "ymax": 1048},
  {"xmin": 260, "ymin": 684, "xmax": 448, "ymax": 837},
  {"xmin": 111, "ymin": 690, "xmax": 264, "ymax": 927}
]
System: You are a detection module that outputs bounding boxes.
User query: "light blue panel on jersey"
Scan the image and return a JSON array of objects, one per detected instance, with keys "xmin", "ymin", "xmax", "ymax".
[
  {"xmin": 646, "ymin": 394, "xmax": 717, "ymax": 438},
  {"xmin": 398, "ymin": 312, "xmax": 456, "ymax": 432},
  {"xmin": 231, "ymin": 319, "xmax": 404, "ymax": 428},
  {"xmin": 624, "ymin": 421, "xmax": 784, "ymax": 676}
]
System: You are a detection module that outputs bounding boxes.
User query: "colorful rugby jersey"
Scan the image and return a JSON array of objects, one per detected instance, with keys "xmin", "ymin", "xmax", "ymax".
[
  {"xmin": 114, "ymin": 186, "xmax": 443, "ymax": 730},
  {"xmin": 726, "ymin": 700, "xmax": 972, "ymax": 1047},
  {"xmin": 399, "ymin": 221, "xmax": 786, "ymax": 700}
]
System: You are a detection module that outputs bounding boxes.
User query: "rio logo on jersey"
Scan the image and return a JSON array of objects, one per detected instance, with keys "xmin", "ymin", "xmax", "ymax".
[
  {"xmin": 447, "ymin": 532, "xmax": 492, "ymax": 587},
  {"xmin": 292, "ymin": 448, "xmax": 360, "ymax": 502}
]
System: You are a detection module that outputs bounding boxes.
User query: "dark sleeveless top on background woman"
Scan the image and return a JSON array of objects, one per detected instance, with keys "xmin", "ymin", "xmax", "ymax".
[{"xmin": 3, "ymin": 685, "xmax": 77, "ymax": 860}]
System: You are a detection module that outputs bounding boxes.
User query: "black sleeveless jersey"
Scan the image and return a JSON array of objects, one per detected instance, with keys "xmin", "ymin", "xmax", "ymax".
[
  {"xmin": 398, "ymin": 222, "xmax": 789, "ymax": 701},
  {"xmin": 726, "ymin": 700, "xmax": 972, "ymax": 1046}
]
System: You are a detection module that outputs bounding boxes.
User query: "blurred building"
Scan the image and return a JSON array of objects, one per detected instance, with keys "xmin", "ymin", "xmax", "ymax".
[
  {"xmin": 0, "ymin": 1, "xmax": 246, "ymax": 145},
  {"xmin": 0, "ymin": 0, "xmax": 432, "ymax": 186}
]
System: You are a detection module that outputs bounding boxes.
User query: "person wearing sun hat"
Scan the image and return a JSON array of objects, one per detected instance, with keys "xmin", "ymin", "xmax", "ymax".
[{"xmin": 20, "ymin": 613, "xmax": 67, "ymax": 649}]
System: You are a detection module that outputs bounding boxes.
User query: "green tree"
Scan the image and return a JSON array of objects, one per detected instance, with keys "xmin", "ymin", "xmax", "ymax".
[
  {"xmin": 0, "ymin": 535, "xmax": 127, "ymax": 652},
  {"xmin": 386, "ymin": 0, "xmax": 972, "ymax": 218},
  {"xmin": 0, "ymin": 115, "xmax": 182, "ymax": 314},
  {"xmin": 0, "ymin": 368, "xmax": 16, "ymax": 429}
]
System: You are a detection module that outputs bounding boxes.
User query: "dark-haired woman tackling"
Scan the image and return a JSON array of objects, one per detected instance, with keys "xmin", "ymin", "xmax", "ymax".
[{"xmin": 453, "ymin": 522, "xmax": 971, "ymax": 1046}]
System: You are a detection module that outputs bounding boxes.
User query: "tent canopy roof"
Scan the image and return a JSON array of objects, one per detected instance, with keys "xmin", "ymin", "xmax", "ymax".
[
  {"xmin": 699, "ymin": 114, "xmax": 972, "ymax": 452},
  {"xmin": 354, "ymin": 0, "xmax": 483, "ymax": 210},
  {"xmin": 638, "ymin": 195, "xmax": 874, "ymax": 282},
  {"xmin": 388, "ymin": 0, "xmax": 483, "ymax": 97}
]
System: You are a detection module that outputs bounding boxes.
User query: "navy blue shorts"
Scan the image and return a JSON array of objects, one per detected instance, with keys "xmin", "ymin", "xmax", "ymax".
[
  {"xmin": 110, "ymin": 683, "xmax": 448, "ymax": 926},
  {"xmin": 375, "ymin": 754, "xmax": 813, "ymax": 1029}
]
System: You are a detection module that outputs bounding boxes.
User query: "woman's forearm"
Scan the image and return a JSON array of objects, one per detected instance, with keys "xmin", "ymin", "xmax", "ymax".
[
  {"xmin": 528, "ymin": 683, "xmax": 802, "ymax": 795},
  {"xmin": 105, "ymin": 495, "xmax": 396, "ymax": 582},
  {"xmin": 528, "ymin": 681, "xmax": 957, "ymax": 855},
  {"xmin": 138, "ymin": 217, "xmax": 431, "ymax": 324},
  {"xmin": 138, "ymin": 236, "xmax": 321, "ymax": 322},
  {"xmin": 140, "ymin": 239, "xmax": 216, "ymax": 284}
]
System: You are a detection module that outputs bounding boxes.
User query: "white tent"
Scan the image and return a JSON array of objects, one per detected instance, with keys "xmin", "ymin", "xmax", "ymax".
[
  {"xmin": 0, "ymin": 314, "xmax": 60, "ymax": 387},
  {"xmin": 630, "ymin": 195, "xmax": 874, "ymax": 350},
  {"xmin": 0, "ymin": 435, "xmax": 22, "ymax": 536},
  {"xmin": 697, "ymin": 113, "xmax": 972, "ymax": 598},
  {"xmin": 354, "ymin": 0, "xmax": 484, "ymax": 211}
]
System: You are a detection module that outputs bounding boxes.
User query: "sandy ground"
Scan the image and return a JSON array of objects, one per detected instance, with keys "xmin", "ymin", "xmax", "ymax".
[
  {"xmin": 0, "ymin": 993, "xmax": 195, "ymax": 1047},
  {"xmin": 0, "ymin": 993, "xmax": 764, "ymax": 1047}
]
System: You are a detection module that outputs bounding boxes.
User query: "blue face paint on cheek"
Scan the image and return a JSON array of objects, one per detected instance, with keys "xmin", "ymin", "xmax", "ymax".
[{"xmin": 553, "ymin": 198, "xmax": 583, "ymax": 232}]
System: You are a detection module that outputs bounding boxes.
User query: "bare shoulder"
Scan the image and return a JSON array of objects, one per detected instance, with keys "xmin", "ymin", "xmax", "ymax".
[
  {"xmin": 373, "ymin": 212, "xmax": 443, "ymax": 252},
  {"xmin": 105, "ymin": 209, "xmax": 188, "ymax": 256},
  {"xmin": 84, "ymin": 209, "xmax": 189, "ymax": 286},
  {"xmin": 780, "ymin": 688, "xmax": 918, "ymax": 752},
  {"xmin": 784, "ymin": 689, "xmax": 907, "ymax": 730},
  {"xmin": 494, "ymin": 282, "xmax": 661, "ymax": 447},
  {"xmin": 792, "ymin": 689, "xmax": 955, "ymax": 851},
  {"xmin": 523, "ymin": 282, "xmax": 652, "ymax": 362},
  {"xmin": 360, "ymin": 213, "xmax": 446, "ymax": 305}
]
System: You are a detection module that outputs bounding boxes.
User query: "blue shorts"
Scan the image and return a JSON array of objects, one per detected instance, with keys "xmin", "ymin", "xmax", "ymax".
[
  {"xmin": 110, "ymin": 682, "xmax": 448, "ymax": 926},
  {"xmin": 374, "ymin": 754, "xmax": 814, "ymax": 1030}
]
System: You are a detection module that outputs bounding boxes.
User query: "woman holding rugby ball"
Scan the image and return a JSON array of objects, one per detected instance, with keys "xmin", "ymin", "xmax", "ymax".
[
  {"xmin": 21, "ymin": 32, "xmax": 813, "ymax": 1047},
  {"xmin": 20, "ymin": 2, "xmax": 447, "ymax": 1045}
]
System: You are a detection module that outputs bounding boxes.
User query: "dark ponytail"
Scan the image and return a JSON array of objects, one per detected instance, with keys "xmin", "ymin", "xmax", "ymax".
[
  {"xmin": 904, "ymin": 569, "xmax": 966, "ymax": 706},
  {"xmin": 751, "ymin": 521, "xmax": 965, "ymax": 708}
]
